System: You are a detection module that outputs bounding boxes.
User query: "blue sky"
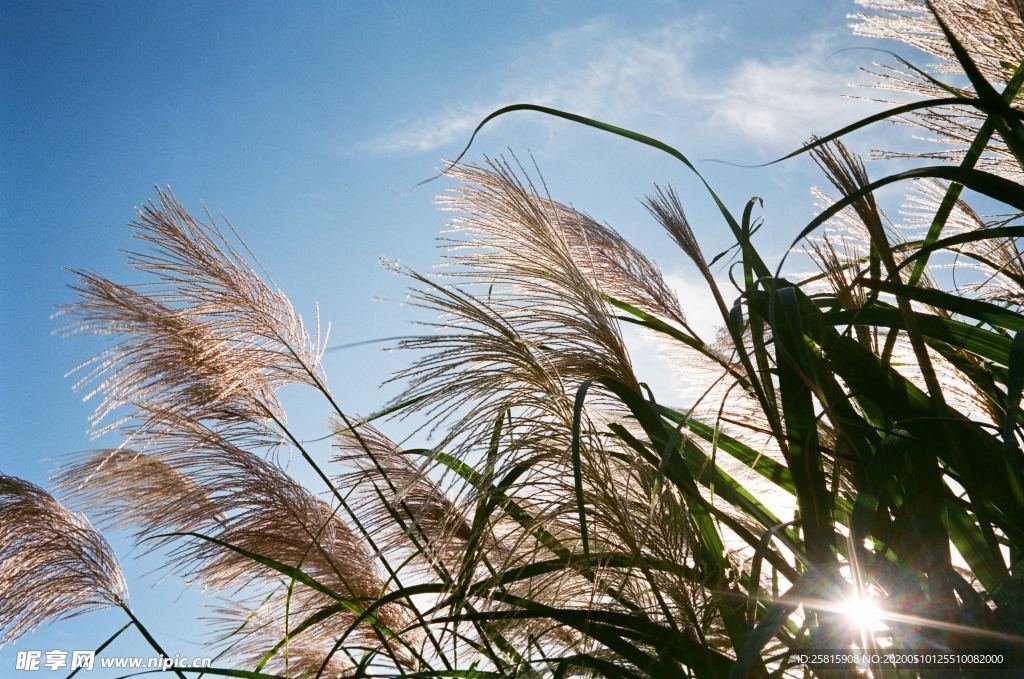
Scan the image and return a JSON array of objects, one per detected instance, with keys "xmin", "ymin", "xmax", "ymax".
[{"xmin": 1, "ymin": 0, "xmax": 910, "ymax": 674}]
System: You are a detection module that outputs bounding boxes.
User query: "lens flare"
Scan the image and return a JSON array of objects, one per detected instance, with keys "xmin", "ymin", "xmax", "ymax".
[{"xmin": 840, "ymin": 593, "xmax": 883, "ymax": 633}]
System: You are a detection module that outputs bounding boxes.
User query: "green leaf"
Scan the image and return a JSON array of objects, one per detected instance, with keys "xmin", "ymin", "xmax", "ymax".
[
  {"xmin": 863, "ymin": 278, "xmax": 1024, "ymax": 332},
  {"xmin": 784, "ymin": 166, "xmax": 1024, "ymax": 271},
  {"xmin": 570, "ymin": 379, "xmax": 593, "ymax": 565},
  {"xmin": 730, "ymin": 568, "xmax": 829, "ymax": 679}
]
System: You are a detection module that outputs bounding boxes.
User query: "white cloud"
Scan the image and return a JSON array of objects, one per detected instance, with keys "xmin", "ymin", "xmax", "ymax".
[
  {"xmin": 664, "ymin": 272, "xmax": 724, "ymax": 341},
  {"xmin": 620, "ymin": 272, "xmax": 728, "ymax": 405},
  {"xmin": 366, "ymin": 18, "xmax": 708, "ymax": 155},
  {"xmin": 366, "ymin": 19, "xmax": 885, "ymax": 156},
  {"xmin": 368, "ymin": 106, "xmax": 495, "ymax": 155},
  {"xmin": 620, "ymin": 322, "xmax": 685, "ymax": 402},
  {"xmin": 709, "ymin": 54, "xmax": 880, "ymax": 146}
]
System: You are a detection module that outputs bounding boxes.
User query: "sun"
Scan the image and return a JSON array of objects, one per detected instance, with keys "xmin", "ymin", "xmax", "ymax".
[{"xmin": 840, "ymin": 593, "xmax": 884, "ymax": 634}]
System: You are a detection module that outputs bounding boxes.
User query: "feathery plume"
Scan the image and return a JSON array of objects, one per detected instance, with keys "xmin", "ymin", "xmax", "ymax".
[
  {"xmin": 57, "ymin": 189, "xmax": 417, "ymax": 666},
  {"xmin": 54, "ymin": 448, "xmax": 224, "ymax": 547},
  {"xmin": 384, "ymin": 160, "xmax": 736, "ymax": 656},
  {"xmin": 60, "ymin": 188, "xmax": 327, "ymax": 440},
  {"xmin": 901, "ymin": 178, "xmax": 1024, "ymax": 305},
  {"xmin": 801, "ymin": 143, "xmax": 1002, "ymax": 430},
  {"xmin": 643, "ymin": 184, "xmax": 709, "ymax": 277},
  {"xmin": 851, "ymin": 0, "xmax": 1024, "ymax": 181},
  {"xmin": 391, "ymin": 156, "xmax": 638, "ymax": 456},
  {"xmin": 0, "ymin": 474, "xmax": 128, "ymax": 645},
  {"xmin": 332, "ymin": 420, "xmax": 476, "ymax": 570},
  {"xmin": 550, "ymin": 201, "xmax": 687, "ymax": 326},
  {"xmin": 208, "ymin": 596, "xmax": 357, "ymax": 678},
  {"xmin": 81, "ymin": 428, "xmax": 374, "ymax": 588},
  {"xmin": 58, "ymin": 417, "xmax": 409, "ymax": 653}
]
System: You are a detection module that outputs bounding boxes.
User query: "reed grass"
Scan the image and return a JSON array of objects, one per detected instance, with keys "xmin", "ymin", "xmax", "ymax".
[{"xmin": 3, "ymin": 1, "xmax": 1024, "ymax": 676}]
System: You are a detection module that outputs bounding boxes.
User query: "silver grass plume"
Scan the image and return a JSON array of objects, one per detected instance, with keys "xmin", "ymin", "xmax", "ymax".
[
  {"xmin": 812, "ymin": 139, "xmax": 893, "ymax": 253},
  {"xmin": 803, "ymin": 142, "xmax": 1000, "ymax": 428},
  {"xmin": 332, "ymin": 420, "xmax": 478, "ymax": 571},
  {"xmin": 391, "ymin": 156, "xmax": 638, "ymax": 455},
  {"xmin": 330, "ymin": 419, "xmax": 599, "ymax": 650},
  {"xmin": 901, "ymin": 178, "xmax": 1024, "ymax": 305},
  {"xmin": 809, "ymin": 138, "xmax": 959, "ymax": 415},
  {"xmin": 639, "ymin": 186, "xmax": 802, "ymax": 607},
  {"xmin": 642, "ymin": 184, "xmax": 709, "ymax": 280},
  {"xmin": 0, "ymin": 474, "xmax": 128, "ymax": 645},
  {"xmin": 641, "ymin": 183, "xmax": 754, "ymax": 363},
  {"xmin": 58, "ymin": 190, "xmax": 414, "ymax": 665},
  {"xmin": 851, "ymin": 0, "xmax": 1024, "ymax": 181},
  {"xmin": 547, "ymin": 199, "xmax": 687, "ymax": 327},
  {"xmin": 60, "ymin": 188, "xmax": 328, "ymax": 440},
  {"xmin": 208, "ymin": 596, "xmax": 356, "ymax": 678},
  {"xmin": 437, "ymin": 157, "xmax": 639, "ymax": 395},
  {"xmin": 387, "ymin": 159, "xmax": 726, "ymax": 650},
  {"xmin": 54, "ymin": 448, "xmax": 225, "ymax": 548},
  {"xmin": 641, "ymin": 184, "xmax": 780, "ymax": 452},
  {"xmin": 332, "ymin": 418, "xmax": 598, "ymax": 648},
  {"xmin": 57, "ymin": 417, "xmax": 411, "ymax": 656}
]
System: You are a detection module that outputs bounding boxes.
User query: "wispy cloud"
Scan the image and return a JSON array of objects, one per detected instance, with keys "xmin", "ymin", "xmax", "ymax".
[
  {"xmin": 708, "ymin": 34, "xmax": 882, "ymax": 146},
  {"xmin": 366, "ymin": 18, "xmax": 884, "ymax": 156},
  {"xmin": 366, "ymin": 106, "xmax": 496, "ymax": 155},
  {"xmin": 365, "ymin": 18, "xmax": 708, "ymax": 155}
]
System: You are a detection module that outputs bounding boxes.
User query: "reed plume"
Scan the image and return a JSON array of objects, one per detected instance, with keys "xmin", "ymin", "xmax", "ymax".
[
  {"xmin": 0, "ymin": 474, "xmax": 128, "ymax": 645},
  {"xmin": 57, "ymin": 416, "xmax": 409, "ymax": 653},
  {"xmin": 60, "ymin": 188, "xmax": 328, "ymax": 441},
  {"xmin": 851, "ymin": 0, "xmax": 1024, "ymax": 180},
  {"xmin": 208, "ymin": 596, "xmax": 357, "ymax": 678}
]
